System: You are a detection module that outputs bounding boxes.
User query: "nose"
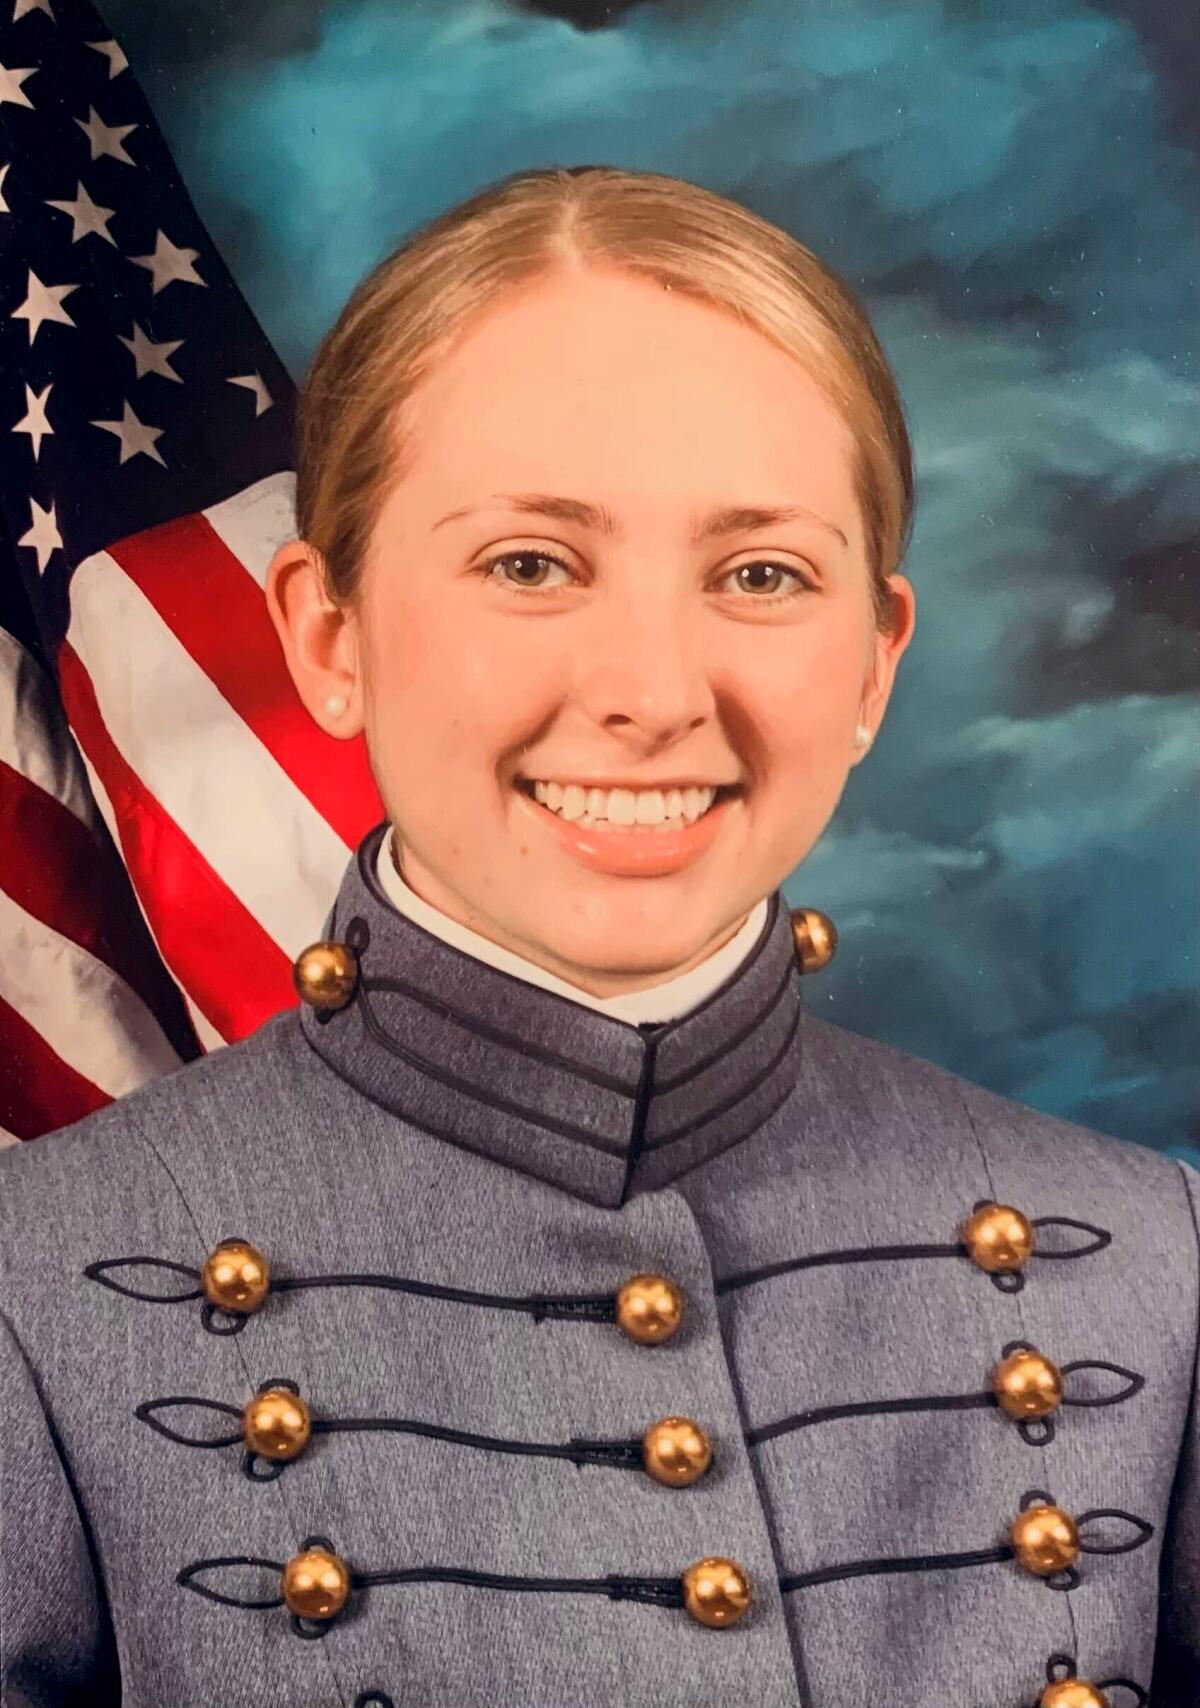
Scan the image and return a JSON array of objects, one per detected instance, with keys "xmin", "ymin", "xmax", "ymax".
[{"xmin": 572, "ymin": 593, "xmax": 715, "ymax": 749}]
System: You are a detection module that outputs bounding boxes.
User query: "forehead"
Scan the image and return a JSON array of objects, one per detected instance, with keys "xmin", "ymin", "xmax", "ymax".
[{"xmin": 387, "ymin": 268, "xmax": 862, "ymax": 544}]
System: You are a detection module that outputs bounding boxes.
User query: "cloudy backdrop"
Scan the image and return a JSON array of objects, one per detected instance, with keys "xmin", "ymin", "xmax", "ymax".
[{"xmin": 102, "ymin": 0, "xmax": 1198, "ymax": 1160}]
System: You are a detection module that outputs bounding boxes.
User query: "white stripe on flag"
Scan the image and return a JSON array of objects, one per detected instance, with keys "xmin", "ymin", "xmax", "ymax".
[
  {"xmin": 204, "ymin": 470, "xmax": 299, "ymax": 590},
  {"xmin": 0, "ymin": 1122, "xmax": 20, "ymax": 1151},
  {"xmin": 0, "ymin": 887, "xmax": 182, "ymax": 1100},
  {"xmin": 178, "ymin": 993, "xmax": 226, "ymax": 1056},
  {"xmin": 67, "ymin": 545, "xmax": 349, "ymax": 954},
  {"xmin": 0, "ymin": 628, "xmax": 99, "ymax": 827}
]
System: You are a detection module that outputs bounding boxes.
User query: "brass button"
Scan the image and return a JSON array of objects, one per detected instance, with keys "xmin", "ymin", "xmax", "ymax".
[
  {"xmin": 961, "ymin": 1202, "xmax": 1035, "ymax": 1273},
  {"xmin": 681, "ymin": 1556, "xmax": 751, "ymax": 1628},
  {"xmin": 642, "ymin": 1416, "xmax": 712, "ymax": 1487},
  {"xmin": 280, "ymin": 1544, "xmax": 351, "ymax": 1620},
  {"xmin": 244, "ymin": 1386, "xmax": 312, "ymax": 1461},
  {"xmin": 789, "ymin": 908, "xmax": 837, "ymax": 974},
  {"xmin": 1039, "ymin": 1682, "xmax": 1107, "ymax": 1708},
  {"xmin": 1009, "ymin": 1502, "xmax": 1080, "ymax": 1576},
  {"xmin": 615, "ymin": 1274, "xmax": 684, "ymax": 1345},
  {"xmin": 293, "ymin": 941, "xmax": 359, "ymax": 1011},
  {"xmin": 200, "ymin": 1239, "xmax": 270, "ymax": 1315},
  {"xmin": 992, "ymin": 1348, "xmax": 1063, "ymax": 1420}
]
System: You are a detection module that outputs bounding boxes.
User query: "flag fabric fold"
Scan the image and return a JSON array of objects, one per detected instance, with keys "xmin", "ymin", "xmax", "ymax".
[{"xmin": 1, "ymin": 0, "xmax": 383, "ymax": 1140}]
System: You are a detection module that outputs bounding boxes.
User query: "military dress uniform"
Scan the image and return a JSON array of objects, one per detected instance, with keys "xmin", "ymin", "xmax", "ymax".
[{"xmin": 0, "ymin": 819, "xmax": 1196, "ymax": 1708}]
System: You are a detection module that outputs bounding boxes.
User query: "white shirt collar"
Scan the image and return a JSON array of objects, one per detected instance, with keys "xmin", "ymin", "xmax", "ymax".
[{"xmin": 374, "ymin": 823, "xmax": 769, "ymax": 1025}]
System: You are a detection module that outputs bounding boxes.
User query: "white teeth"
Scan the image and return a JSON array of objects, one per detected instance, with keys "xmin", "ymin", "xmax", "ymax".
[
  {"xmin": 528, "ymin": 781, "xmax": 720, "ymax": 826},
  {"xmin": 561, "ymin": 784, "xmax": 587, "ymax": 821}
]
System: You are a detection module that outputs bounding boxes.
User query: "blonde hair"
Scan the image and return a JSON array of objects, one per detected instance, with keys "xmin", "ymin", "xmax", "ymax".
[{"xmin": 296, "ymin": 165, "xmax": 914, "ymax": 631}]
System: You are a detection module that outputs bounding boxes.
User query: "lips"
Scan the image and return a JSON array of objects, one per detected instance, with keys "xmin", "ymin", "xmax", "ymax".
[{"xmin": 513, "ymin": 780, "xmax": 739, "ymax": 878}]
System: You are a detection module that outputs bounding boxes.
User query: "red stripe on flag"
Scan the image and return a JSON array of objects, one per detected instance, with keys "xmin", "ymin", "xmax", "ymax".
[
  {"xmin": 57, "ymin": 641, "xmax": 299, "ymax": 1042},
  {"xmin": 0, "ymin": 991, "xmax": 110, "ymax": 1141},
  {"xmin": 108, "ymin": 513, "xmax": 382, "ymax": 848},
  {"xmin": 0, "ymin": 758, "xmax": 179, "ymax": 1026}
]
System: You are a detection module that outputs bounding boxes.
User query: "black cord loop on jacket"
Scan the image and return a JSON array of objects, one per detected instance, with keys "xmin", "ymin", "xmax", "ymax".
[
  {"xmin": 84, "ymin": 1203, "xmax": 1115, "ymax": 1337},
  {"xmin": 713, "ymin": 1213, "xmax": 1112, "ymax": 1300},
  {"xmin": 1043, "ymin": 1653, "xmax": 1147, "ymax": 1706},
  {"xmin": 135, "ymin": 1330, "xmax": 1144, "ymax": 1478},
  {"xmin": 177, "ymin": 1492, "xmax": 1153, "ymax": 1633}
]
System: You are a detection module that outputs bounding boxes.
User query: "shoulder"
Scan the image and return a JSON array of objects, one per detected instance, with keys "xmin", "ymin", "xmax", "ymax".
[
  {"xmin": 798, "ymin": 1009, "xmax": 1196, "ymax": 1217},
  {"xmin": 0, "ymin": 1009, "xmax": 308, "ymax": 1240}
]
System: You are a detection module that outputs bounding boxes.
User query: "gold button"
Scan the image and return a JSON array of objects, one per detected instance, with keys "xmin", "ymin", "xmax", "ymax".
[
  {"xmin": 243, "ymin": 1386, "xmax": 312, "ymax": 1461},
  {"xmin": 280, "ymin": 1544, "xmax": 351, "ymax": 1620},
  {"xmin": 789, "ymin": 908, "xmax": 837, "ymax": 974},
  {"xmin": 642, "ymin": 1416, "xmax": 713, "ymax": 1487},
  {"xmin": 615, "ymin": 1274, "xmax": 684, "ymax": 1345},
  {"xmin": 681, "ymin": 1556, "xmax": 752, "ymax": 1628},
  {"xmin": 992, "ymin": 1348, "xmax": 1063, "ymax": 1420},
  {"xmin": 1009, "ymin": 1502, "xmax": 1080, "ymax": 1575},
  {"xmin": 200, "ymin": 1239, "xmax": 270, "ymax": 1315},
  {"xmin": 961, "ymin": 1202, "xmax": 1035, "ymax": 1273},
  {"xmin": 1039, "ymin": 1682, "xmax": 1107, "ymax": 1708},
  {"xmin": 292, "ymin": 941, "xmax": 359, "ymax": 1011}
]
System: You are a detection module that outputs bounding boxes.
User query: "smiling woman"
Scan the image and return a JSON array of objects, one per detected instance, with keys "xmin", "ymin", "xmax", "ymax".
[
  {"xmin": 0, "ymin": 166, "xmax": 1196, "ymax": 1708},
  {"xmin": 265, "ymin": 172, "xmax": 916, "ymax": 989}
]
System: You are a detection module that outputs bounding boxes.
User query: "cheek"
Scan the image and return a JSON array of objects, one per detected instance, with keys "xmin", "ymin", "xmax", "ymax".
[
  {"xmin": 366, "ymin": 604, "xmax": 557, "ymax": 774},
  {"xmin": 737, "ymin": 621, "xmax": 865, "ymax": 763}
]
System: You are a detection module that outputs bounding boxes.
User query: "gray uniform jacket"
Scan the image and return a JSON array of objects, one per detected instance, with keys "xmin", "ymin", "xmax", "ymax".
[{"xmin": 1, "ymin": 821, "xmax": 1197, "ymax": 1708}]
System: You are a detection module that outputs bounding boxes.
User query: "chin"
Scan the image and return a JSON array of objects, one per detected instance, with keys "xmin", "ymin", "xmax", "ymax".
[{"xmin": 519, "ymin": 905, "xmax": 746, "ymax": 986}]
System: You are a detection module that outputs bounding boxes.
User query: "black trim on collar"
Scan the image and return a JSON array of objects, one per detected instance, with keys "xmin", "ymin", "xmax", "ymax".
[{"xmin": 298, "ymin": 821, "xmax": 805, "ymax": 1208}]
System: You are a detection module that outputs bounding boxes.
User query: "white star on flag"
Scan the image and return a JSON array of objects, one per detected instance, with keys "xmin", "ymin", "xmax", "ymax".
[
  {"xmin": 86, "ymin": 38, "xmax": 129, "ymax": 79},
  {"xmin": 130, "ymin": 228, "xmax": 205, "ymax": 294},
  {"xmin": 89, "ymin": 399, "xmax": 167, "ymax": 466},
  {"xmin": 11, "ymin": 267, "xmax": 78, "ymax": 343},
  {"xmin": 75, "ymin": 103, "xmax": 137, "ymax": 165},
  {"xmin": 45, "ymin": 179, "xmax": 117, "ymax": 245},
  {"xmin": 0, "ymin": 0, "xmax": 342, "ymax": 1147},
  {"xmin": 119, "ymin": 321, "xmax": 184, "ymax": 382},
  {"xmin": 13, "ymin": 381, "xmax": 54, "ymax": 459},
  {"xmin": 0, "ymin": 61, "xmax": 38, "ymax": 110},
  {"xmin": 227, "ymin": 372, "xmax": 273, "ymax": 417},
  {"xmin": 18, "ymin": 495, "xmax": 63, "ymax": 572}
]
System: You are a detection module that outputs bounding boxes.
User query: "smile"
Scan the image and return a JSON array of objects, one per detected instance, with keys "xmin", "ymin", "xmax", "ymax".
[
  {"xmin": 512, "ymin": 779, "xmax": 742, "ymax": 878},
  {"xmin": 515, "ymin": 778, "xmax": 738, "ymax": 833}
]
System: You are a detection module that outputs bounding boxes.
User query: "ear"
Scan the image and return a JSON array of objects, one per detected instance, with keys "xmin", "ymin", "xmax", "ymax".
[
  {"xmin": 852, "ymin": 571, "xmax": 916, "ymax": 764},
  {"xmin": 265, "ymin": 539, "xmax": 364, "ymax": 739}
]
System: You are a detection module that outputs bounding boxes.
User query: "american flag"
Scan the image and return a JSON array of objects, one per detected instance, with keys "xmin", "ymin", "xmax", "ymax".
[{"xmin": 0, "ymin": 0, "xmax": 383, "ymax": 1145}]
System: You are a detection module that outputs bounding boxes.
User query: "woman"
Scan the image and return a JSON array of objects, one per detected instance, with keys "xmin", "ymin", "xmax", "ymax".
[{"xmin": 0, "ymin": 166, "xmax": 1194, "ymax": 1708}]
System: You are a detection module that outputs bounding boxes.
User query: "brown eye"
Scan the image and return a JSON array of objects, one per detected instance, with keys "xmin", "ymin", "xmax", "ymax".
[
  {"xmin": 483, "ymin": 551, "xmax": 572, "ymax": 590},
  {"xmin": 723, "ymin": 561, "xmax": 810, "ymax": 598}
]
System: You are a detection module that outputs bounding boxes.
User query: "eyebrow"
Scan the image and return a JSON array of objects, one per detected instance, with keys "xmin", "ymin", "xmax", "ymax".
[{"xmin": 433, "ymin": 493, "xmax": 849, "ymax": 549}]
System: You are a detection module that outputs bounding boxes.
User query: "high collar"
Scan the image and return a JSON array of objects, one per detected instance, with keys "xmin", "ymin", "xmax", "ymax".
[{"xmin": 300, "ymin": 822, "xmax": 806, "ymax": 1210}]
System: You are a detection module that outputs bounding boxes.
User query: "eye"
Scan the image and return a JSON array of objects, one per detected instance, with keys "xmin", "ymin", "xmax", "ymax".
[
  {"xmin": 477, "ymin": 550, "xmax": 575, "ymax": 593},
  {"xmin": 719, "ymin": 560, "xmax": 814, "ymax": 600}
]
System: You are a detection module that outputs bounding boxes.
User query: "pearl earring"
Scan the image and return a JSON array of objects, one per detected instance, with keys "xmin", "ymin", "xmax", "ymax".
[
  {"xmin": 855, "ymin": 721, "xmax": 872, "ymax": 749},
  {"xmin": 325, "ymin": 692, "xmax": 348, "ymax": 718}
]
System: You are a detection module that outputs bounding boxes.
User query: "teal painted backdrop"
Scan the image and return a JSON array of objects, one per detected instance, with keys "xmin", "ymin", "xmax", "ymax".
[{"xmin": 103, "ymin": 0, "xmax": 1199, "ymax": 1161}]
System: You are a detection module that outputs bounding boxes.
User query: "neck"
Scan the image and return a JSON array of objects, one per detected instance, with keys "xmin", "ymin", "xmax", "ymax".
[
  {"xmin": 374, "ymin": 824, "xmax": 771, "ymax": 1025},
  {"xmin": 300, "ymin": 821, "xmax": 807, "ymax": 1209}
]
